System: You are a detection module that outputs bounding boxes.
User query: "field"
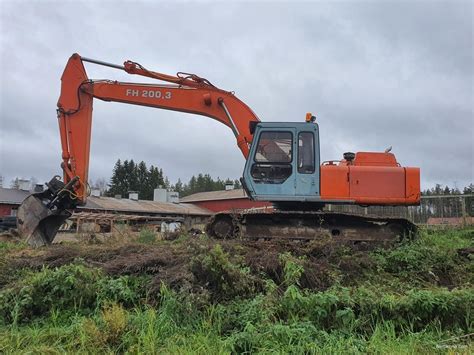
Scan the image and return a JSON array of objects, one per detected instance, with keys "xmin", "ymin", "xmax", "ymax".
[{"xmin": 0, "ymin": 227, "xmax": 472, "ymax": 354}]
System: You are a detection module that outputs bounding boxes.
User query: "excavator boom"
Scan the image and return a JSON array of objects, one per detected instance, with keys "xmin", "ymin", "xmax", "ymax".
[{"xmin": 57, "ymin": 53, "xmax": 259, "ymax": 200}]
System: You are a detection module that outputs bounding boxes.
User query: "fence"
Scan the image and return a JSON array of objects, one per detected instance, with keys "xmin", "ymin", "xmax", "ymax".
[{"xmin": 326, "ymin": 194, "xmax": 474, "ymax": 226}]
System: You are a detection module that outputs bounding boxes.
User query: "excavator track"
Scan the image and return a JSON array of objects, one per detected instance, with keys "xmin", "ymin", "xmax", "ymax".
[{"xmin": 206, "ymin": 210, "xmax": 417, "ymax": 244}]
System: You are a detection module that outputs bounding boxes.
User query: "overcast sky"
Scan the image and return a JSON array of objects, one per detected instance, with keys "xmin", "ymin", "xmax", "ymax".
[{"xmin": 0, "ymin": 0, "xmax": 472, "ymax": 191}]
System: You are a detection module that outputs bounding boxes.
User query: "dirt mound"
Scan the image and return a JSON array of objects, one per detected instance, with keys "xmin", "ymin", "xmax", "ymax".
[
  {"xmin": 8, "ymin": 244, "xmax": 149, "ymax": 269},
  {"xmin": 1, "ymin": 237, "xmax": 394, "ymax": 297}
]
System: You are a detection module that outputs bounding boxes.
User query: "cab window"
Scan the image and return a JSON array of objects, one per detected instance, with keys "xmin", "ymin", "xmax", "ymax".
[
  {"xmin": 251, "ymin": 131, "xmax": 293, "ymax": 184},
  {"xmin": 298, "ymin": 132, "xmax": 315, "ymax": 174},
  {"xmin": 254, "ymin": 131, "xmax": 292, "ymax": 163}
]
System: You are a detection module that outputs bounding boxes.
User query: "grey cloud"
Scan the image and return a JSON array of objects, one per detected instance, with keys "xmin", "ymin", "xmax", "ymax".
[{"xmin": 0, "ymin": 1, "xmax": 472, "ymax": 190}]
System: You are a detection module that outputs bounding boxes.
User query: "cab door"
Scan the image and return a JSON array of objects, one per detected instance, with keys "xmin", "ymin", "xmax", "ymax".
[
  {"xmin": 243, "ymin": 127, "xmax": 296, "ymax": 200},
  {"xmin": 295, "ymin": 128, "xmax": 320, "ymax": 198}
]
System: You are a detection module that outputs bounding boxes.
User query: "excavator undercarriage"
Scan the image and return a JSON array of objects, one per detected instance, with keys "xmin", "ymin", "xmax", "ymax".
[{"xmin": 206, "ymin": 210, "xmax": 417, "ymax": 244}]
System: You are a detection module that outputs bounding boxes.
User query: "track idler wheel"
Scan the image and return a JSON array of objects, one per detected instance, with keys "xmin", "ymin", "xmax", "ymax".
[{"xmin": 206, "ymin": 215, "xmax": 235, "ymax": 239}]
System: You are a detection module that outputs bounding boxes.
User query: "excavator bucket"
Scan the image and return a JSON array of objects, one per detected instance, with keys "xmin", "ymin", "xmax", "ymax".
[
  {"xmin": 16, "ymin": 176, "xmax": 78, "ymax": 247},
  {"xmin": 17, "ymin": 194, "xmax": 71, "ymax": 247}
]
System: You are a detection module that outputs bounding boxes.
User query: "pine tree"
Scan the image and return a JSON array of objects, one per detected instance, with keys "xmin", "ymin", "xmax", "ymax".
[
  {"xmin": 108, "ymin": 159, "xmax": 126, "ymax": 197},
  {"xmin": 148, "ymin": 166, "xmax": 165, "ymax": 197},
  {"xmin": 188, "ymin": 175, "xmax": 197, "ymax": 194},
  {"xmin": 137, "ymin": 161, "xmax": 149, "ymax": 198},
  {"xmin": 129, "ymin": 160, "xmax": 139, "ymax": 192},
  {"xmin": 432, "ymin": 184, "xmax": 443, "ymax": 195},
  {"xmin": 122, "ymin": 160, "xmax": 131, "ymax": 193},
  {"xmin": 173, "ymin": 179, "xmax": 184, "ymax": 194}
]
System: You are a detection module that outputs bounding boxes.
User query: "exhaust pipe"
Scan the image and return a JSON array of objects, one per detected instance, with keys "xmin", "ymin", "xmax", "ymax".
[{"xmin": 17, "ymin": 176, "xmax": 79, "ymax": 247}]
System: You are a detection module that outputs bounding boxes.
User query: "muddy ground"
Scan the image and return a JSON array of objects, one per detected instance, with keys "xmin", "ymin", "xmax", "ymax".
[
  {"xmin": 2, "ymin": 235, "xmax": 375, "ymax": 291},
  {"xmin": 2, "ymin": 228, "xmax": 471, "ymax": 302}
]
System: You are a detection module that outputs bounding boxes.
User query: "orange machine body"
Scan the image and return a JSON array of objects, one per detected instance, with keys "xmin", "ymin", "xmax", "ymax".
[{"xmin": 320, "ymin": 152, "xmax": 420, "ymax": 205}]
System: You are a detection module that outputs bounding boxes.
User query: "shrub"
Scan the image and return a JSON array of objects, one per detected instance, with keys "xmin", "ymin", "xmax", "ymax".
[
  {"xmin": 97, "ymin": 275, "xmax": 147, "ymax": 307},
  {"xmin": 211, "ymin": 294, "xmax": 273, "ymax": 335},
  {"xmin": 371, "ymin": 229, "xmax": 471, "ymax": 285},
  {"xmin": 0, "ymin": 264, "xmax": 102, "ymax": 324},
  {"xmin": 101, "ymin": 303, "xmax": 128, "ymax": 344},
  {"xmin": 190, "ymin": 244, "xmax": 259, "ymax": 301},
  {"xmin": 279, "ymin": 252, "xmax": 304, "ymax": 287},
  {"xmin": 0, "ymin": 264, "xmax": 148, "ymax": 324},
  {"xmin": 276, "ymin": 284, "xmax": 473, "ymax": 333},
  {"xmin": 81, "ymin": 318, "xmax": 105, "ymax": 348}
]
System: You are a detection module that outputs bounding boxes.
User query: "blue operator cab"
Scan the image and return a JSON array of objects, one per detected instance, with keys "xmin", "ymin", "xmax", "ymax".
[{"xmin": 242, "ymin": 121, "xmax": 321, "ymax": 204}]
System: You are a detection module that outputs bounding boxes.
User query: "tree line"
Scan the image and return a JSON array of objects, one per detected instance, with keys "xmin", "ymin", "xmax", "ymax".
[
  {"xmin": 419, "ymin": 183, "xmax": 474, "ymax": 218},
  {"xmin": 422, "ymin": 183, "xmax": 473, "ymax": 196},
  {"xmin": 173, "ymin": 174, "xmax": 241, "ymax": 197},
  {"xmin": 101, "ymin": 159, "xmax": 242, "ymax": 200},
  {"xmin": 106, "ymin": 160, "xmax": 167, "ymax": 200}
]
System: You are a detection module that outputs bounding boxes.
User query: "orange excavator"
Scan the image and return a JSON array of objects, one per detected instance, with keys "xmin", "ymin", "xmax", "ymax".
[{"xmin": 17, "ymin": 53, "xmax": 420, "ymax": 246}]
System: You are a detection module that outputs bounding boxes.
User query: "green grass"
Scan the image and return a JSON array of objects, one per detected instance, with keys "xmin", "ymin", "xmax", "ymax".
[
  {"xmin": 137, "ymin": 228, "xmax": 157, "ymax": 244},
  {"xmin": 0, "ymin": 295, "xmax": 470, "ymax": 354},
  {"xmin": 0, "ymin": 227, "xmax": 472, "ymax": 353}
]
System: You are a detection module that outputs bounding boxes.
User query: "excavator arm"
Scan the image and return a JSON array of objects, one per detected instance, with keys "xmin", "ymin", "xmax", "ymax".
[
  {"xmin": 58, "ymin": 53, "xmax": 259, "ymax": 201},
  {"xmin": 18, "ymin": 53, "xmax": 260, "ymax": 246}
]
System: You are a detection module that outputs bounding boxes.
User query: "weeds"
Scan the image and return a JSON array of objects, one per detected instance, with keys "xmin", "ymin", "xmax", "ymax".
[
  {"xmin": 97, "ymin": 275, "xmax": 147, "ymax": 307},
  {"xmin": 0, "ymin": 264, "xmax": 148, "ymax": 324},
  {"xmin": 372, "ymin": 227, "xmax": 473, "ymax": 287},
  {"xmin": 190, "ymin": 244, "xmax": 260, "ymax": 301},
  {"xmin": 0, "ymin": 264, "xmax": 101, "ymax": 324},
  {"xmin": 101, "ymin": 303, "xmax": 128, "ymax": 345},
  {"xmin": 0, "ymin": 228, "xmax": 472, "ymax": 353},
  {"xmin": 137, "ymin": 228, "xmax": 157, "ymax": 244},
  {"xmin": 0, "ymin": 241, "xmax": 26, "ymax": 252},
  {"xmin": 280, "ymin": 252, "xmax": 305, "ymax": 287}
]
